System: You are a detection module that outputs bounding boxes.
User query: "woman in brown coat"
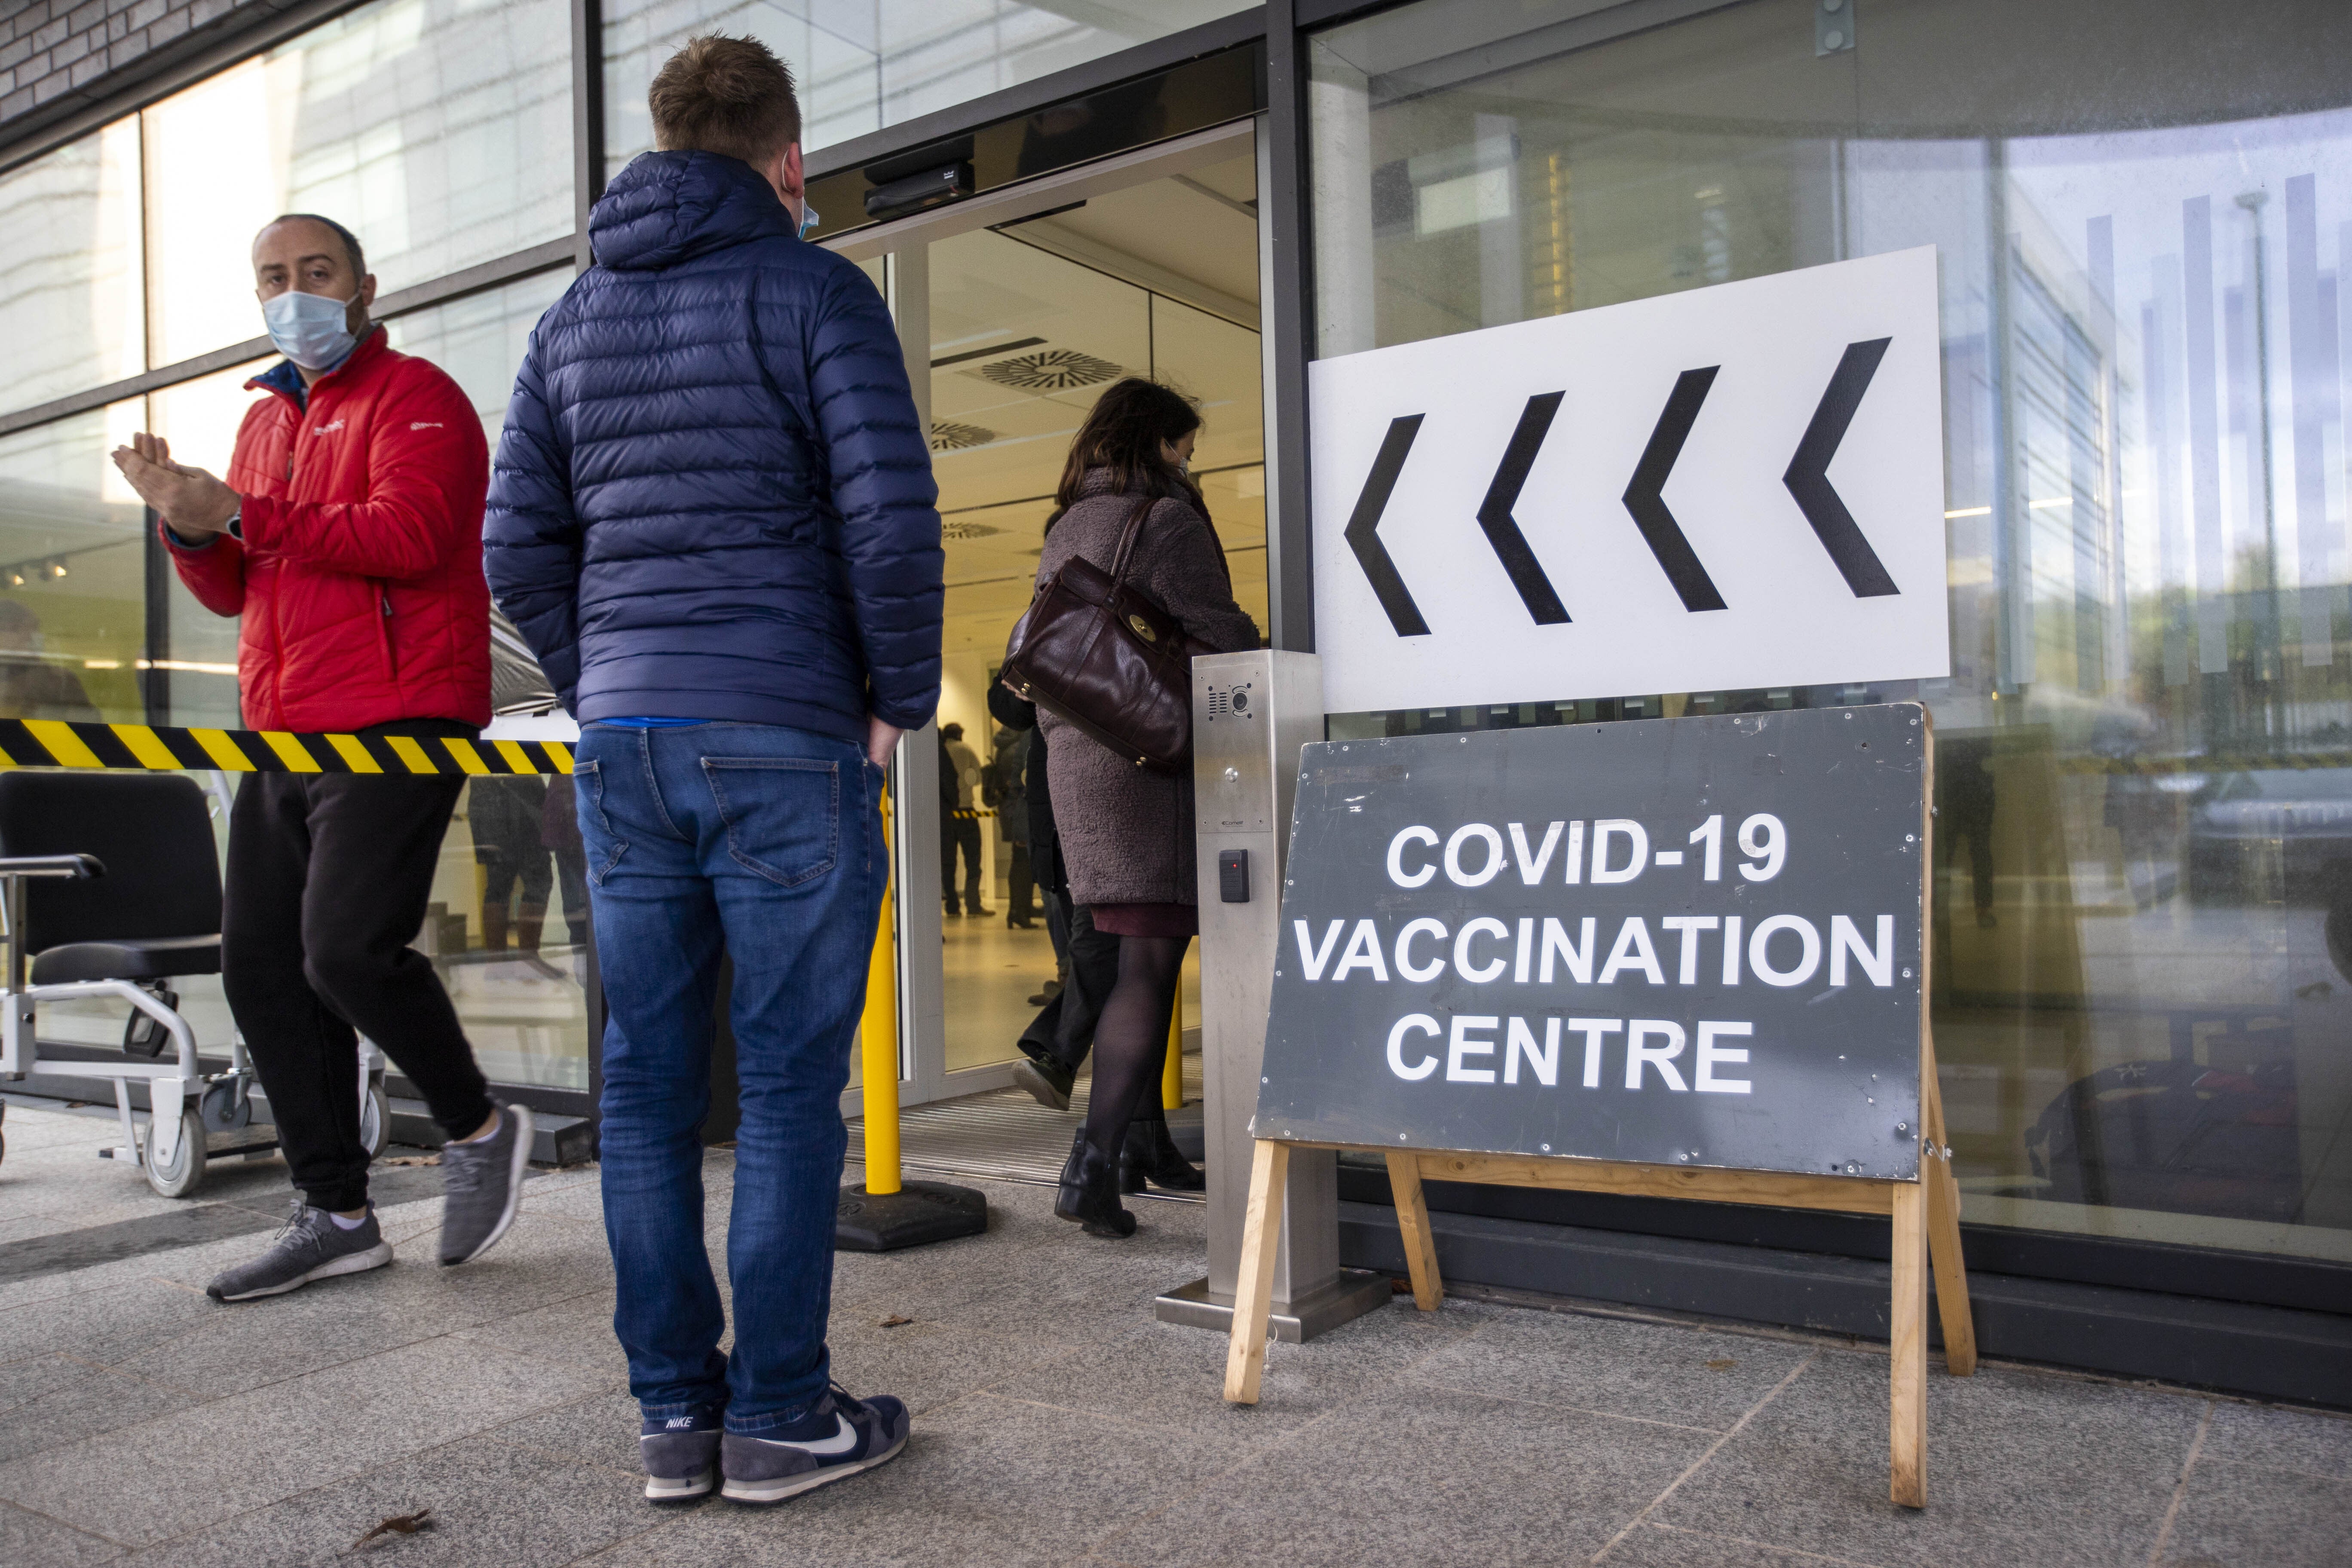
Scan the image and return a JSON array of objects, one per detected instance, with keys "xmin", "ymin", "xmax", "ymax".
[{"xmin": 1035, "ymin": 379, "xmax": 1260, "ymax": 1236}]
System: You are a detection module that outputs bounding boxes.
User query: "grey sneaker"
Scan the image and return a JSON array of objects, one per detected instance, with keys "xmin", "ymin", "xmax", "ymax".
[
  {"xmin": 206, "ymin": 1200, "xmax": 393, "ymax": 1302},
  {"xmin": 640, "ymin": 1411, "xmax": 723, "ymax": 1502},
  {"xmin": 720, "ymin": 1385, "xmax": 909, "ymax": 1505},
  {"xmin": 437, "ymin": 1102, "xmax": 533, "ymax": 1265}
]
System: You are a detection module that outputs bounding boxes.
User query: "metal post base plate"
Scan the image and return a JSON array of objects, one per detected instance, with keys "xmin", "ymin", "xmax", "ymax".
[
  {"xmin": 835, "ymin": 1180, "xmax": 989, "ymax": 1253},
  {"xmin": 1151, "ymin": 1268, "xmax": 1393, "ymax": 1344}
]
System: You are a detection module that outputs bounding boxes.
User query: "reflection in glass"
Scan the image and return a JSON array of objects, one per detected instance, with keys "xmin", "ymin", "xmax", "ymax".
[
  {"xmin": 601, "ymin": 0, "xmax": 1254, "ymax": 172},
  {"xmin": 0, "ymin": 121, "xmax": 144, "ymax": 412},
  {"xmin": 0, "ymin": 405, "xmax": 150, "ymax": 724},
  {"xmin": 1310, "ymin": 0, "xmax": 2352, "ymax": 1263},
  {"xmin": 430, "ymin": 778, "xmax": 593, "ymax": 1092},
  {"xmin": 146, "ymin": 358, "xmax": 277, "ymax": 729},
  {"xmin": 382, "ymin": 267, "xmax": 574, "ymax": 447},
  {"xmin": 142, "ymin": 0, "xmax": 572, "ymax": 367}
]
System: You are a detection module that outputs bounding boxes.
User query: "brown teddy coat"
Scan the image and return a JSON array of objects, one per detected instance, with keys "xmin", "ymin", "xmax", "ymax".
[{"xmin": 1034, "ymin": 469, "xmax": 1260, "ymax": 908}]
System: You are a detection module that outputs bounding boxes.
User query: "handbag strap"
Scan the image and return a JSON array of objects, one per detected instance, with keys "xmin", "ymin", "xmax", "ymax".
[{"xmin": 1106, "ymin": 494, "xmax": 1157, "ymax": 588}]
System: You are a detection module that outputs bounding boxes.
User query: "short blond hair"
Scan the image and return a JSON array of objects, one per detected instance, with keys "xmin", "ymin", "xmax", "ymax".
[{"xmin": 649, "ymin": 35, "xmax": 802, "ymax": 167}]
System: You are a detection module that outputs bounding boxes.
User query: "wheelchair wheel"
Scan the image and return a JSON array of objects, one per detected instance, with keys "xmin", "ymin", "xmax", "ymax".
[
  {"xmin": 142, "ymin": 1109, "xmax": 208, "ymax": 1199},
  {"xmin": 360, "ymin": 1082, "xmax": 391, "ymax": 1161}
]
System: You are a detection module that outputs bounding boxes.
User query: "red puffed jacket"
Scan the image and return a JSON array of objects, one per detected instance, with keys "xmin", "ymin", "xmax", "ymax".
[{"xmin": 166, "ymin": 327, "xmax": 492, "ymax": 733}]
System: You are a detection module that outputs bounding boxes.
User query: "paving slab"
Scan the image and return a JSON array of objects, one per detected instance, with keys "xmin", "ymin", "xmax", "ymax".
[
  {"xmin": 1602, "ymin": 1518, "xmax": 1891, "ymax": 1566},
  {"xmin": 2199, "ymin": 1400, "xmax": 2352, "ymax": 1480},
  {"xmin": 0, "ymin": 1137, "xmax": 2341, "ymax": 1568},
  {"xmin": 0, "ymin": 1498, "xmax": 123, "ymax": 1567},
  {"xmin": 1103, "ymin": 1376, "xmax": 1712, "ymax": 1568},
  {"xmin": 0, "ymin": 1333, "xmax": 605, "ymax": 1546},
  {"xmin": 2157, "ymin": 1456, "xmax": 2352, "ymax": 1568},
  {"xmin": 117, "ymin": 1430, "xmax": 652, "ymax": 1568},
  {"xmin": 1655, "ymin": 1349, "xmax": 2203, "ymax": 1568},
  {"xmin": 1408, "ymin": 1302, "xmax": 1820, "ymax": 1433}
]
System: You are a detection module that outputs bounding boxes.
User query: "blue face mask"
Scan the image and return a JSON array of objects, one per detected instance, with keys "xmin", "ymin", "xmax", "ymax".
[
  {"xmin": 261, "ymin": 288, "xmax": 360, "ymax": 371},
  {"xmin": 797, "ymin": 202, "xmax": 821, "ymax": 240}
]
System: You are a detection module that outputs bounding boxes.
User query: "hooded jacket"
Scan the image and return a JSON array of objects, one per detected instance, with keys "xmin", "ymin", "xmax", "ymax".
[
  {"xmin": 483, "ymin": 150, "xmax": 943, "ymax": 741},
  {"xmin": 167, "ymin": 328, "xmax": 493, "ymax": 733}
]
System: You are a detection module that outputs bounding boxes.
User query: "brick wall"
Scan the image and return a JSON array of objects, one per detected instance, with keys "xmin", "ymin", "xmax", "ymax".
[{"xmin": 0, "ymin": 0, "xmax": 304, "ymax": 146}]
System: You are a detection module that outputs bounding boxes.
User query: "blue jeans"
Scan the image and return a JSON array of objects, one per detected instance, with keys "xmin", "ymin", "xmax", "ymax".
[{"xmin": 576, "ymin": 721, "xmax": 885, "ymax": 1432}]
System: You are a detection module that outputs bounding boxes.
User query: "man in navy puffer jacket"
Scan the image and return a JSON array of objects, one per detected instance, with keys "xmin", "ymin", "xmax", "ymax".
[{"xmin": 484, "ymin": 36, "xmax": 938, "ymax": 1508}]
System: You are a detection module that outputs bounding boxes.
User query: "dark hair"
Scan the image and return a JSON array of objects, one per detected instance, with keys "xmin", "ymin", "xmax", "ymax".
[
  {"xmin": 941, "ymin": 722, "xmax": 964, "ymax": 741},
  {"xmin": 650, "ymin": 35, "xmax": 802, "ymax": 167},
  {"xmin": 266, "ymin": 213, "xmax": 366, "ymax": 280},
  {"xmin": 1050, "ymin": 378, "xmax": 1204, "ymax": 530}
]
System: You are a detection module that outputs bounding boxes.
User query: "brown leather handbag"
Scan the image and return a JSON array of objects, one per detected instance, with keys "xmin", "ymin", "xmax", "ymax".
[{"xmin": 1001, "ymin": 495, "xmax": 1214, "ymax": 773}]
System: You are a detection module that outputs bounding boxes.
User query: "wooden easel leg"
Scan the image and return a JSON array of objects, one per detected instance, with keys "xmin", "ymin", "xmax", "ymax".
[
  {"xmin": 1384, "ymin": 1151, "xmax": 1444, "ymax": 1312},
  {"xmin": 1890, "ymin": 1179, "xmax": 1928, "ymax": 1510},
  {"xmin": 1922, "ymin": 1075, "xmax": 1977, "ymax": 1376},
  {"xmin": 1222, "ymin": 1139, "xmax": 1289, "ymax": 1405}
]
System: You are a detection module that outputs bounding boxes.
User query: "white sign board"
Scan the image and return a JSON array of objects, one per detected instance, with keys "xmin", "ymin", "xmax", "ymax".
[{"xmin": 1308, "ymin": 248, "xmax": 1948, "ymax": 716}]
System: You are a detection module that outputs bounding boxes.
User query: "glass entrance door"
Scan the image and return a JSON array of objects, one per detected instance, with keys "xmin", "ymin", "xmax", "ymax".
[{"xmin": 833, "ymin": 124, "xmax": 1268, "ymax": 1107}]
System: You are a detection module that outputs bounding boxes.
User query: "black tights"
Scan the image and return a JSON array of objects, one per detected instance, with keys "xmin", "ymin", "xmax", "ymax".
[{"xmin": 1081, "ymin": 934, "xmax": 1187, "ymax": 1158}]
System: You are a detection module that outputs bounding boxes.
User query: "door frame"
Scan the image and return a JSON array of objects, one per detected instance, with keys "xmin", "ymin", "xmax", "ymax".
[{"xmin": 826, "ymin": 114, "xmax": 1262, "ymax": 1112}]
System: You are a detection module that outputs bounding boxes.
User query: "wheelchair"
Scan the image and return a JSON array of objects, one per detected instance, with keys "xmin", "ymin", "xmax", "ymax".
[{"xmin": 0, "ymin": 771, "xmax": 389, "ymax": 1198}]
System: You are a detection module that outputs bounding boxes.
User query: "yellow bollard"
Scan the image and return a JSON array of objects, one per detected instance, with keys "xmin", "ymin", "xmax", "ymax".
[
  {"xmin": 1162, "ymin": 985, "xmax": 1185, "ymax": 1110},
  {"xmin": 859, "ymin": 795, "xmax": 902, "ymax": 1197}
]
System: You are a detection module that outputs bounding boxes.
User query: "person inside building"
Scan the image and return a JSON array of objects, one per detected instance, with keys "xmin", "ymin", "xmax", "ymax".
[
  {"xmin": 0, "ymin": 600, "xmax": 100, "ymax": 721},
  {"xmin": 938, "ymin": 720, "xmax": 987, "ymax": 917},
  {"xmin": 484, "ymin": 34, "xmax": 939, "ymax": 1507},
  {"xmin": 1036, "ymin": 378, "xmax": 1256, "ymax": 1237},
  {"xmin": 986, "ymin": 717, "xmax": 1036, "ymax": 928},
  {"xmin": 470, "ymin": 773, "xmax": 554, "ymax": 968},
  {"xmin": 108, "ymin": 212, "xmax": 532, "ymax": 1302}
]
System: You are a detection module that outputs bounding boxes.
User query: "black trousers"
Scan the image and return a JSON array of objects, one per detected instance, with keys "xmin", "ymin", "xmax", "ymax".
[
  {"xmin": 1018, "ymin": 895, "xmax": 1121, "ymax": 1076},
  {"xmin": 1007, "ymin": 844, "xmax": 1035, "ymax": 923},
  {"xmin": 223, "ymin": 750, "xmax": 494, "ymax": 1212},
  {"xmin": 940, "ymin": 816, "xmax": 984, "ymax": 913}
]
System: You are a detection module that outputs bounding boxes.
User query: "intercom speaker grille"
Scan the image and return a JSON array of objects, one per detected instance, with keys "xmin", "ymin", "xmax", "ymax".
[{"xmin": 979, "ymin": 349, "xmax": 1123, "ymax": 390}]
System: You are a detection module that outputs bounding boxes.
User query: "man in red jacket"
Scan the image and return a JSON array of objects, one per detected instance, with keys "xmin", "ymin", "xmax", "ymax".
[{"xmin": 110, "ymin": 214, "xmax": 532, "ymax": 1302}]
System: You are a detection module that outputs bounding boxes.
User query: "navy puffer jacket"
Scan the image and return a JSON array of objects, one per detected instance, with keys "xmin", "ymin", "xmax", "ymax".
[{"xmin": 484, "ymin": 150, "xmax": 942, "ymax": 740}]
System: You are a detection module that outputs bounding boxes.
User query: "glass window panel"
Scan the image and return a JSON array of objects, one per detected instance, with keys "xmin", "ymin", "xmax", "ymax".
[
  {"xmin": 1308, "ymin": 0, "xmax": 2352, "ymax": 1265},
  {"xmin": 0, "ymin": 404, "xmax": 150, "ymax": 723},
  {"xmin": 143, "ymin": 0, "xmax": 573, "ymax": 368},
  {"xmin": 0, "ymin": 122, "xmax": 144, "ymax": 411},
  {"xmin": 602, "ymin": 0, "xmax": 1257, "ymax": 174},
  {"xmin": 381, "ymin": 266, "xmax": 574, "ymax": 447},
  {"xmin": 442, "ymin": 775, "xmax": 593, "ymax": 1091},
  {"xmin": 146, "ymin": 357, "xmax": 276, "ymax": 729}
]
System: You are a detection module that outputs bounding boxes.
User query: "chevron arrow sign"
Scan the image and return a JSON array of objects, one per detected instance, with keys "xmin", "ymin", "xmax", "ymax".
[{"xmin": 1310, "ymin": 247, "xmax": 1948, "ymax": 715}]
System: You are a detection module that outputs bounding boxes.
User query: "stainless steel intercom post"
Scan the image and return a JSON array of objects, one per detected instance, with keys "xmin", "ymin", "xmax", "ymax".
[{"xmin": 1154, "ymin": 650, "xmax": 1391, "ymax": 1341}]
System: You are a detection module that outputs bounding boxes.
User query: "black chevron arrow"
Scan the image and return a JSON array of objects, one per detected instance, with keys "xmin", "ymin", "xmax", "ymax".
[
  {"xmin": 1785, "ymin": 338, "xmax": 1900, "ymax": 597},
  {"xmin": 1343, "ymin": 414, "xmax": 1431, "ymax": 637},
  {"xmin": 1476, "ymin": 393, "xmax": 1571, "ymax": 625},
  {"xmin": 1622, "ymin": 367, "xmax": 1729, "ymax": 612}
]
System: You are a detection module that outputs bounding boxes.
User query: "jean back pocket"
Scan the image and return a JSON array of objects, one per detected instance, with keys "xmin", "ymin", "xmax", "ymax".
[{"xmin": 700, "ymin": 757, "xmax": 839, "ymax": 888}]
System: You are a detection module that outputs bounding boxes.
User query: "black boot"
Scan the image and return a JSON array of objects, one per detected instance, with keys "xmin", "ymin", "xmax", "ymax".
[
  {"xmin": 1054, "ymin": 1130, "xmax": 1135, "ymax": 1237},
  {"xmin": 1119, "ymin": 1117, "xmax": 1204, "ymax": 1194},
  {"xmin": 1013, "ymin": 1052, "xmax": 1076, "ymax": 1112}
]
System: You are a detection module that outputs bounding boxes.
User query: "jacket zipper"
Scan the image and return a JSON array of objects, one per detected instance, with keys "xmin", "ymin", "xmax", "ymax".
[{"xmin": 377, "ymin": 585, "xmax": 398, "ymax": 680}]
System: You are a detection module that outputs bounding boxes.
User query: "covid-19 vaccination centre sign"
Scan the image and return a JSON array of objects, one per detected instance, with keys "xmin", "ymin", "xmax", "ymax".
[
  {"xmin": 1253, "ymin": 705, "xmax": 1928, "ymax": 1180},
  {"xmin": 1308, "ymin": 247, "xmax": 1948, "ymax": 716}
]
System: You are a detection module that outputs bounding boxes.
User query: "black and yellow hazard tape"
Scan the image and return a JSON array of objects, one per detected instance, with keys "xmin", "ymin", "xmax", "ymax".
[{"xmin": 0, "ymin": 718, "xmax": 572, "ymax": 775}]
